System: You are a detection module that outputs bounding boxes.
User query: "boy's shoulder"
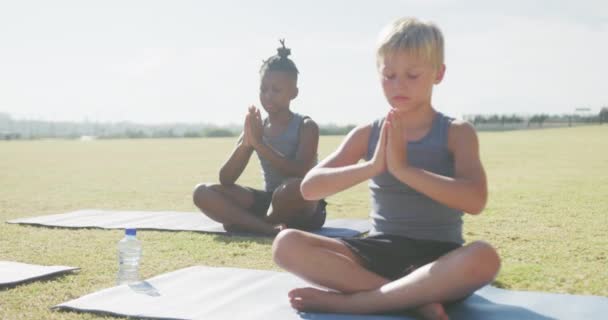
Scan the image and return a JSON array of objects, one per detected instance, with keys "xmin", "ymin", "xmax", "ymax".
[
  {"xmin": 353, "ymin": 121, "xmax": 378, "ymax": 136},
  {"xmin": 300, "ymin": 115, "xmax": 319, "ymax": 133},
  {"xmin": 447, "ymin": 118, "xmax": 479, "ymax": 150},
  {"xmin": 448, "ymin": 118, "xmax": 476, "ymax": 134},
  {"xmin": 343, "ymin": 121, "xmax": 378, "ymax": 149}
]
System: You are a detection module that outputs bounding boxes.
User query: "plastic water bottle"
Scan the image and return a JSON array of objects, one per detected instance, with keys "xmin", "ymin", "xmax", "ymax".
[{"xmin": 117, "ymin": 228, "xmax": 142, "ymax": 285}]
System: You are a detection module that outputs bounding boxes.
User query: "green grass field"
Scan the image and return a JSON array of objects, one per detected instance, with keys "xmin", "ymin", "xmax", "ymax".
[{"xmin": 1, "ymin": 125, "xmax": 607, "ymax": 319}]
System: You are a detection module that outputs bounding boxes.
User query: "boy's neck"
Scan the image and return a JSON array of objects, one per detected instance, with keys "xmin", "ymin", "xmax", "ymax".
[
  {"xmin": 395, "ymin": 103, "xmax": 436, "ymax": 131},
  {"xmin": 267, "ymin": 108, "xmax": 293, "ymax": 125}
]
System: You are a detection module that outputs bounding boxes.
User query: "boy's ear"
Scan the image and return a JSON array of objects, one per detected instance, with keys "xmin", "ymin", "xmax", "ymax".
[{"xmin": 435, "ymin": 64, "xmax": 446, "ymax": 84}]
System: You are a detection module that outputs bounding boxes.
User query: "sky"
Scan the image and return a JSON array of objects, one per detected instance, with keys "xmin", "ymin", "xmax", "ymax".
[{"xmin": 1, "ymin": 0, "xmax": 607, "ymax": 125}]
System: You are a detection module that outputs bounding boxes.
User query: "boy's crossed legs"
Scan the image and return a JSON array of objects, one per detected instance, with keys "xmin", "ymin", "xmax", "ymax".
[
  {"xmin": 193, "ymin": 178, "xmax": 325, "ymax": 235},
  {"xmin": 272, "ymin": 229, "xmax": 500, "ymax": 320}
]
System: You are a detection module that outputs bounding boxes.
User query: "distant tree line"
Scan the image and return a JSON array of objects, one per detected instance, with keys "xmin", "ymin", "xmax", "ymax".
[
  {"xmin": 0, "ymin": 112, "xmax": 357, "ymax": 140},
  {"xmin": 319, "ymin": 124, "xmax": 357, "ymax": 136},
  {"xmin": 601, "ymin": 107, "xmax": 608, "ymax": 124},
  {"xmin": 2, "ymin": 109, "xmax": 606, "ymax": 140},
  {"xmin": 464, "ymin": 108, "xmax": 606, "ymax": 130},
  {"xmin": 0, "ymin": 113, "xmax": 240, "ymax": 140}
]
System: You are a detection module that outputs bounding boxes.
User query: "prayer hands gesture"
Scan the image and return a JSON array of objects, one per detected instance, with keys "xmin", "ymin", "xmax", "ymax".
[
  {"xmin": 369, "ymin": 119, "xmax": 388, "ymax": 176},
  {"xmin": 242, "ymin": 106, "xmax": 264, "ymax": 149},
  {"xmin": 386, "ymin": 109, "xmax": 408, "ymax": 174},
  {"xmin": 370, "ymin": 110, "xmax": 409, "ymax": 176}
]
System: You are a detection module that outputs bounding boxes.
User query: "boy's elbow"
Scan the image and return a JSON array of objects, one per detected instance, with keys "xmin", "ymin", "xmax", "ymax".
[
  {"xmin": 300, "ymin": 175, "xmax": 319, "ymax": 201},
  {"xmin": 300, "ymin": 182, "xmax": 314, "ymax": 201},
  {"xmin": 467, "ymin": 203, "xmax": 485, "ymax": 215},
  {"xmin": 218, "ymin": 172, "xmax": 234, "ymax": 186},
  {"xmin": 467, "ymin": 192, "xmax": 487, "ymax": 215},
  {"xmin": 219, "ymin": 178, "xmax": 232, "ymax": 186}
]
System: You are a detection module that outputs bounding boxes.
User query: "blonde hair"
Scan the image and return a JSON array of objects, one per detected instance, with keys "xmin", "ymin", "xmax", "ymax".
[{"xmin": 376, "ymin": 17, "xmax": 444, "ymax": 70}]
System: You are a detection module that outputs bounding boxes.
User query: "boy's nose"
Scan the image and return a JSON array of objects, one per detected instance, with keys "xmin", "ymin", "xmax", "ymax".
[
  {"xmin": 262, "ymin": 92, "xmax": 273, "ymax": 100},
  {"xmin": 392, "ymin": 77, "xmax": 407, "ymax": 89}
]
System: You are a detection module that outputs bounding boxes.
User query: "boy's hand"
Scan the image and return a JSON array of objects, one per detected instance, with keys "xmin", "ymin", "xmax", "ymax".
[
  {"xmin": 241, "ymin": 110, "xmax": 253, "ymax": 148},
  {"xmin": 386, "ymin": 110, "xmax": 408, "ymax": 174},
  {"xmin": 369, "ymin": 119, "xmax": 388, "ymax": 175},
  {"xmin": 247, "ymin": 106, "xmax": 264, "ymax": 148}
]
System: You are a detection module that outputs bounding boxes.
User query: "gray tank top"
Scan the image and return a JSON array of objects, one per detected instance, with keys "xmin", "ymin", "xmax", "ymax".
[
  {"xmin": 257, "ymin": 113, "xmax": 309, "ymax": 192},
  {"xmin": 366, "ymin": 112, "xmax": 464, "ymax": 244}
]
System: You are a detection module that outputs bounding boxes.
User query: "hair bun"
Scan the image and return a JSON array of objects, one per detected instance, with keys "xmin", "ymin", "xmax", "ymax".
[
  {"xmin": 259, "ymin": 38, "xmax": 299, "ymax": 77},
  {"xmin": 277, "ymin": 39, "xmax": 291, "ymax": 59}
]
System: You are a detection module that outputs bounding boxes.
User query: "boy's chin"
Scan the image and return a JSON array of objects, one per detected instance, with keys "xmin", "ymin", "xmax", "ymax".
[
  {"xmin": 389, "ymin": 102, "xmax": 429, "ymax": 114},
  {"xmin": 389, "ymin": 105, "xmax": 414, "ymax": 113},
  {"xmin": 263, "ymin": 105, "xmax": 288, "ymax": 114}
]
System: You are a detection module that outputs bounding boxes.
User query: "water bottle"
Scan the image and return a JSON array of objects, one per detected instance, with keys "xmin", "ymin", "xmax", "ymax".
[{"xmin": 117, "ymin": 228, "xmax": 142, "ymax": 285}]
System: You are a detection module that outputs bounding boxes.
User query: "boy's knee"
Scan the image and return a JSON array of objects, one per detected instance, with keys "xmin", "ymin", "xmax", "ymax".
[
  {"xmin": 271, "ymin": 179, "xmax": 303, "ymax": 206},
  {"xmin": 468, "ymin": 241, "xmax": 501, "ymax": 282},
  {"xmin": 273, "ymin": 178, "xmax": 302, "ymax": 197},
  {"xmin": 272, "ymin": 229, "xmax": 307, "ymax": 266},
  {"xmin": 192, "ymin": 183, "xmax": 214, "ymax": 207}
]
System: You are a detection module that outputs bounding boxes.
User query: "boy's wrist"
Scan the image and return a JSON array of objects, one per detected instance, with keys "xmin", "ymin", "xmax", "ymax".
[
  {"xmin": 238, "ymin": 140, "xmax": 254, "ymax": 151},
  {"xmin": 250, "ymin": 138, "xmax": 264, "ymax": 149},
  {"xmin": 390, "ymin": 165, "xmax": 412, "ymax": 182},
  {"xmin": 365, "ymin": 160, "xmax": 384, "ymax": 177}
]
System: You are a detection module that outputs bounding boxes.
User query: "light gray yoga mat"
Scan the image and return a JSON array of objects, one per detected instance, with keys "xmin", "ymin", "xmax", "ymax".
[
  {"xmin": 0, "ymin": 261, "xmax": 78, "ymax": 288},
  {"xmin": 56, "ymin": 266, "xmax": 608, "ymax": 320},
  {"xmin": 7, "ymin": 209, "xmax": 371, "ymax": 238}
]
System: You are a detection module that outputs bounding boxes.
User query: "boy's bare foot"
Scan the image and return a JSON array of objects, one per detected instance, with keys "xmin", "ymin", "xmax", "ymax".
[
  {"xmin": 415, "ymin": 302, "xmax": 449, "ymax": 320},
  {"xmin": 288, "ymin": 287, "xmax": 449, "ymax": 319},
  {"xmin": 288, "ymin": 287, "xmax": 348, "ymax": 313}
]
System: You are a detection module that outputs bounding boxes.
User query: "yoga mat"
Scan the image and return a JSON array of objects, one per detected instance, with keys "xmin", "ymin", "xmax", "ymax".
[
  {"xmin": 7, "ymin": 209, "xmax": 371, "ymax": 238},
  {"xmin": 56, "ymin": 266, "xmax": 608, "ymax": 319},
  {"xmin": 0, "ymin": 261, "xmax": 78, "ymax": 288}
]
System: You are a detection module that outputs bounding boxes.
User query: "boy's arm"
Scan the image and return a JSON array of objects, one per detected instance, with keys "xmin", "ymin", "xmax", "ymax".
[
  {"xmin": 251, "ymin": 118, "xmax": 319, "ymax": 178},
  {"xmin": 301, "ymin": 122, "xmax": 387, "ymax": 201},
  {"xmin": 218, "ymin": 132, "xmax": 255, "ymax": 186},
  {"xmin": 388, "ymin": 120, "xmax": 488, "ymax": 214}
]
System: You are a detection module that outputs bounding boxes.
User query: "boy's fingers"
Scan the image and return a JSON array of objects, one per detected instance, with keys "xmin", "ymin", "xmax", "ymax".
[
  {"xmin": 387, "ymin": 112, "xmax": 397, "ymax": 131},
  {"xmin": 383, "ymin": 122, "xmax": 390, "ymax": 145},
  {"xmin": 245, "ymin": 114, "xmax": 252, "ymax": 130}
]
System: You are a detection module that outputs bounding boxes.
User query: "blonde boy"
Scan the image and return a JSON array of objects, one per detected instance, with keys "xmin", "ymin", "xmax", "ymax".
[{"xmin": 272, "ymin": 18, "xmax": 500, "ymax": 320}]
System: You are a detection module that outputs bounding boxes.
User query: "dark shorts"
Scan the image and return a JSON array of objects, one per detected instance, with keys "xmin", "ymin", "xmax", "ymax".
[
  {"xmin": 246, "ymin": 188, "xmax": 274, "ymax": 217},
  {"xmin": 341, "ymin": 234, "xmax": 461, "ymax": 280},
  {"xmin": 245, "ymin": 187, "xmax": 327, "ymax": 231}
]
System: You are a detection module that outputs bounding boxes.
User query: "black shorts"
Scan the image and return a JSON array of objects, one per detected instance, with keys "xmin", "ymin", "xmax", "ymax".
[
  {"xmin": 341, "ymin": 234, "xmax": 461, "ymax": 280},
  {"xmin": 245, "ymin": 187, "xmax": 327, "ymax": 231},
  {"xmin": 246, "ymin": 188, "xmax": 274, "ymax": 218}
]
